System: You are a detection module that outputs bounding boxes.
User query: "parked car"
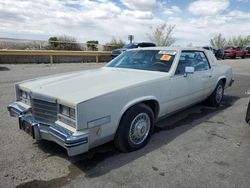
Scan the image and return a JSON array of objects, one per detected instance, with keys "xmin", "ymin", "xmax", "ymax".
[
  {"xmin": 246, "ymin": 46, "xmax": 250, "ymax": 57},
  {"xmin": 7, "ymin": 47, "xmax": 234, "ymax": 156},
  {"xmin": 202, "ymin": 46, "xmax": 225, "ymax": 60},
  {"xmin": 246, "ymin": 90, "xmax": 250, "ymax": 124},
  {"xmin": 213, "ymin": 48, "xmax": 225, "ymax": 60},
  {"xmin": 224, "ymin": 46, "xmax": 247, "ymax": 59},
  {"xmin": 202, "ymin": 46, "xmax": 214, "ymax": 52},
  {"xmin": 246, "ymin": 102, "xmax": 250, "ymax": 124},
  {"xmin": 111, "ymin": 42, "xmax": 156, "ymax": 58}
]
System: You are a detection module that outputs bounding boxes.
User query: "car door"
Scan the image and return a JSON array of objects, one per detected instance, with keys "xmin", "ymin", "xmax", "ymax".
[
  {"xmin": 194, "ymin": 51, "xmax": 213, "ymax": 94},
  {"xmin": 235, "ymin": 47, "xmax": 239, "ymax": 57},
  {"xmin": 167, "ymin": 51, "xmax": 212, "ymax": 113},
  {"xmin": 236, "ymin": 47, "xmax": 242, "ymax": 57}
]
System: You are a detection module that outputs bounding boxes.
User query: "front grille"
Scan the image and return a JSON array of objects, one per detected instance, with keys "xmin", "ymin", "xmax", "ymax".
[{"xmin": 32, "ymin": 98, "xmax": 57, "ymax": 125}]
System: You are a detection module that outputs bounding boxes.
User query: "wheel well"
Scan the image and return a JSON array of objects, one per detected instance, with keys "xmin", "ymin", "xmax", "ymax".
[
  {"xmin": 220, "ymin": 78, "xmax": 226, "ymax": 86},
  {"xmin": 142, "ymin": 100, "xmax": 159, "ymax": 119},
  {"xmin": 116, "ymin": 100, "xmax": 159, "ymax": 133}
]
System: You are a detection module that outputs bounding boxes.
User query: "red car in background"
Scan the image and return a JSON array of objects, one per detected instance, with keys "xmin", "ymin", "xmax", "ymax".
[{"xmin": 224, "ymin": 46, "xmax": 247, "ymax": 59}]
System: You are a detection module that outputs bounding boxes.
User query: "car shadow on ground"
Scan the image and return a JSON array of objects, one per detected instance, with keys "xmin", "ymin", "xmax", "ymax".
[
  {"xmin": 16, "ymin": 94, "xmax": 240, "ymax": 188},
  {"xmin": 0, "ymin": 66, "xmax": 10, "ymax": 71}
]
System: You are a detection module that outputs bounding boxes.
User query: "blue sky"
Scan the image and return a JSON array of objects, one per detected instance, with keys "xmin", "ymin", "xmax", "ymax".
[{"xmin": 0, "ymin": 0, "xmax": 249, "ymax": 46}]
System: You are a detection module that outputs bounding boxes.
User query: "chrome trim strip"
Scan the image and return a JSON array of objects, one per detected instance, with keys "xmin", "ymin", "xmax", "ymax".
[
  {"xmin": 7, "ymin": 102, "xmax": 31, "ymax": 117},
  {"xmin": 87, "ymin": 115, "xmax": 111, "ymax": 128},
  {"xmin": 65, "ymin": 140, "xmax": 88, "ymax": 147},
  {"xmin": 65, "ymin": 134, "xmax": 88, "ymax": 144},
  {"xmin": 49, "ymin": 124, "xmax": 70, "ymax": 138}
]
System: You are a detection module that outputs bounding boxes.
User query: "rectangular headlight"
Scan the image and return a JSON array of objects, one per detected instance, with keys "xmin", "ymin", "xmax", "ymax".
[
  {"xmin": 58, "ymin": 104, "xmax": 76, "ymax": 128},
  {"xmin": 60, "ymin": 105, "xmax": 70, "ymax": 117},
  {"xmin": 19, "ymin": 90, "xmax": 30, "ymax": 105},
  {"xmin": 69, "ymin": 108, "xmax": 76, "ymax": 119},
  {"xmin": 59, "ymin": 104, "xmax": 75, "ymax": 120}
]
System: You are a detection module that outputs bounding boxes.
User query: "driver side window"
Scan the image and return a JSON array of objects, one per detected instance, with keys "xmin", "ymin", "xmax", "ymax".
[{"xmin": 175, "ymin": 51, "xmax": 210, "ymax": 75}]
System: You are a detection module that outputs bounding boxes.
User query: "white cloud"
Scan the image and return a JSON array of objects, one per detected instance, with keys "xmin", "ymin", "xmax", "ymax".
[
  {"xmin": 123, "ymin": 10, "xmax": 154, "ymax": 19},
  {"xmin": 162, "ymin": 5, "xmax": 250, "ymax": 46},
  {"xmin": 228, "ymin": 10, "xmax": 250, "ymax": 19},
  {"xmin": 121, "ymin": 0, "xmax": 157, "ymax": 11},
  {"xmin": 163, "ymin": 6, "xmax": 182, "ymax": 15},
  {"xmin": 88, "ymin": 2, "xmax": 121, "ymax": 19},
  {"xmin": 188, "ymin": 0, "xmax": 229, "ymax": 16},
  {"xmin": 0, "ymin": 0, "xmax": 249, "ymax": 47},
  {"xmin": 0, "ymin": 0, "xmax": 161, "ymax": 43}
]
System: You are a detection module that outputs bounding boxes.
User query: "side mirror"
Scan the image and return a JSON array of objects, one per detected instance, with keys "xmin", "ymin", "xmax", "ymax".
[
  {"xmin": 184, "ymin": 66, "xmax": 194, "ymax": 77},
  {"xmin": 246, "ymin": 89, "xmax": 250, "ymax": 95}
]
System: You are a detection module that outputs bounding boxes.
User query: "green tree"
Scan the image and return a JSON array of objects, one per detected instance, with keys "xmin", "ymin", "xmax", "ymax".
[
  {"xmin": 147, "ymin": 23, "xmax": 176, "ymax": 46},
  {"xmin": 210, "ymin": 33, "xmax": 227, "ymax": 48},
  {"xmin": 47, "ymin": 36, "xmax": 81, "ymax": 51},
  {"xmin": 210, "ymin": 34, "xmax": 250, "ymax": 48},
  {"xmin": 104, "ymin": 37, "xmax": 125, "ymax": 51},
  {"xmin": 86, "ymin": 40, "xmax": 99, "ymax": 51},
  {"xmin": 227, "ymin": 35, "xmax": 250, "ymax": 47},
  {"xmin": 48, "ymin": 37, "xmax": 59, "ymax": 49}
]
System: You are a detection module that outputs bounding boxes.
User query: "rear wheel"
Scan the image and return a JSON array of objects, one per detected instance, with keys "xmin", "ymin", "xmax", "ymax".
[
  {"xmin": 207, "ymin": 80, "xmax": 225, "ymax": 107},
  {"xmin": 246, "ymin": 101, "xmax": 250, "ymax": 124},
  {"xmin": 114, "ymin": 104, "xmax": 154, "ymax": 152}
]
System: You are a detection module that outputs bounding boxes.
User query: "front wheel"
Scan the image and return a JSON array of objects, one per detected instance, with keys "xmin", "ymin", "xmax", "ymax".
[
  {"xmin": 207, "ymin": 80, "xmax": 225, "ymax": 107},
  {"xmin": 114, "ymin": 104, "xmax": 154, "ymax": 152}
]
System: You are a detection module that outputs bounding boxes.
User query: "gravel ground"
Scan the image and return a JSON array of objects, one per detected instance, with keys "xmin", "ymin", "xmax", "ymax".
[{"xmin": 0, "ymin": 59, "xmax": 250, "ymax": 188}]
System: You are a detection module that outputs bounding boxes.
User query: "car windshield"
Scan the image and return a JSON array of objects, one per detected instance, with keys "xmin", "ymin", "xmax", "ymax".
[
  {"xmin": 225, "ymin": 47, "xmax": 236, "ymax": 50},
  {"xmin": 106, "ymin": 50, "xmax": 176, "ymax": 72},
  {"xmin": 123, "ymin": 43, "xmax": 138, "ymax": 49}
]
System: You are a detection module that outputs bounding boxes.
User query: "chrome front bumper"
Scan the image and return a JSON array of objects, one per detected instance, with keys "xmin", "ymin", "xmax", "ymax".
[{"xmin": 7, "ymin": 102, "xmax": 89, "ymax": 156}]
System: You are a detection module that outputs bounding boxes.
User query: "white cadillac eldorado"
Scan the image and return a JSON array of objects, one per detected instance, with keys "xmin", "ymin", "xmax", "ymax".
[{"xmin": 7, "ymin": 47, "xmax": 234, "ymax": 156}]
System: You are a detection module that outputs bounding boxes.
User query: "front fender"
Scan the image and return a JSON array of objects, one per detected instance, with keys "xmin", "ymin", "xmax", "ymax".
[
  {"xmin": 116, "ymin": 96, "xmax": 159, "ymax": 133},
  {"xmin": 119, "ymin": 96, "xmax": 158, "ymax": 118}
]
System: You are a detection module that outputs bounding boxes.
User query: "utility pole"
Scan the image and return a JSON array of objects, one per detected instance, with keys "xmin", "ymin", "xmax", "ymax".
[{"xmin": 128, "ymin": 35, "xmax": 134, "ymax": 44}]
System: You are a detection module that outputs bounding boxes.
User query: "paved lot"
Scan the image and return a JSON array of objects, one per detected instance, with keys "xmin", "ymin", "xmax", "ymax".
[{"xmin": 0, "ymin": 59, "xmax": 250, "ymax": 188}]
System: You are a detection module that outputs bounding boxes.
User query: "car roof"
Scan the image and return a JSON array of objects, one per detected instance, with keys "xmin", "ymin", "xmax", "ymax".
[
  {"xmin": 131, "ymin": 42, "xmax": 155, "ymax": 44},
  {"xmin": 128, "ymin": 47, "xmax": 207, "ymax": 52}
]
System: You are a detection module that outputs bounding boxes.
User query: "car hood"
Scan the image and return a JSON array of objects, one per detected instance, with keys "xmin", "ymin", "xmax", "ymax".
[{"xmin": 18, "ymin": 67, "xmax": 168, "ymax": 105}]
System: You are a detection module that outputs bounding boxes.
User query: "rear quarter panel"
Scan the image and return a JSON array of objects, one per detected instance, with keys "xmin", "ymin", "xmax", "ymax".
[{"xmin": 210, "ymin": 64, "xmax": 233, "ymax": 91}]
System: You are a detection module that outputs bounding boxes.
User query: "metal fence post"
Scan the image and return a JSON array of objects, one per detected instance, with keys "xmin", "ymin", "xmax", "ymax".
[
  {"xmin": 50, "ymin": 55, "xmax": 53, "ymax": 64},
  {"xmin": 96, "ymin": 54, "xmax": 99, "ymax": 63}
]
